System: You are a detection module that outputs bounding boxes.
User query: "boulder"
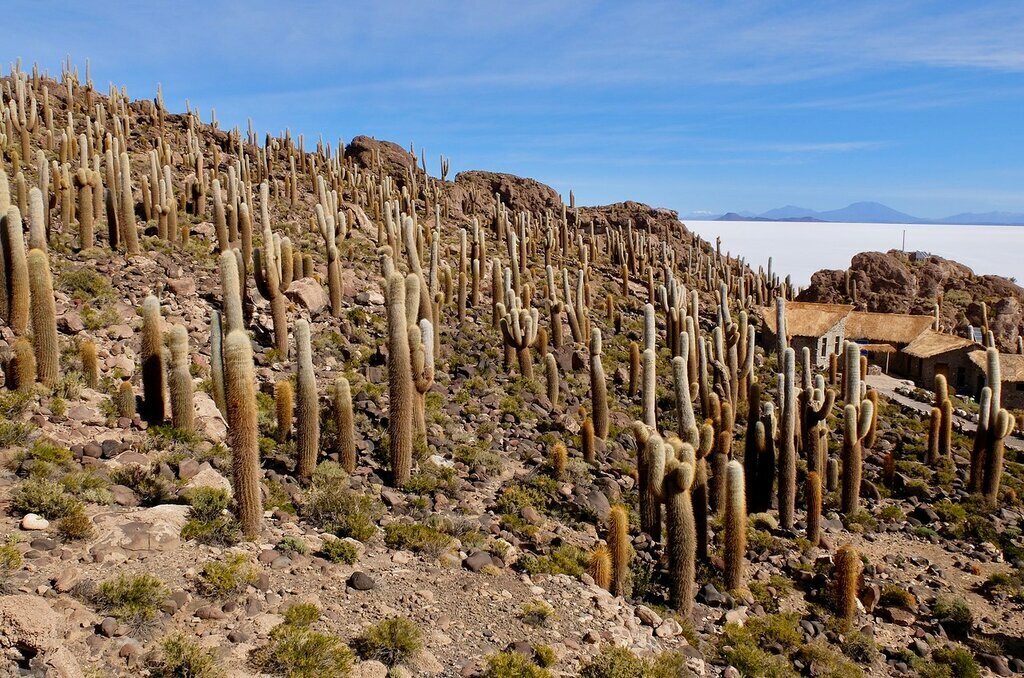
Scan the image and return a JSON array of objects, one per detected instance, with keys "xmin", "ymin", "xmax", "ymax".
[
  {"xmin": 285, "ymin": 278, "xmax": 329, "ymax": 314},
  {"xmin": 92, "ymin": 504, "xmax": 190, "ymax": 552},
  {"xmin": 0, "ymin": 595, "xmax": 84, "ymax": 677}
]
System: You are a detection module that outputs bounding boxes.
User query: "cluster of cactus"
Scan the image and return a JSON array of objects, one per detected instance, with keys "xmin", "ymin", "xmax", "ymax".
[
  {"xmin": 970, "ymin": 348, "xmax": 1016, "ymax": 505},
  {"xmin": 927, "ymin": 374, "xmax": 953, "ymax": 463}
]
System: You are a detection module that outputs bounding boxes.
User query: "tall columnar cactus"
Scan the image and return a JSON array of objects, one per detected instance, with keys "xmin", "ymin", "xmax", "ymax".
[
  {"xmin": 582, "ymin": 416, "xmax": 596, "ymax": 465},
  {"xmin": 927, "ymin": 407, "xmax": 942, "ymax": 464},
  {"xmin": 4, "ymin": 207, "xmax": 29, "ymax": 335},
  {"xmin": 840, "ymin": 400, "xmax": 873, "ymax": 515},
  {"xmin": 167, "ymin": 325, "xmax": 195, "ymax": 432},
  {"xmin": 938, "ymin": 396, "xmax": 953, "ymax": 460},
  {"xmin": 551, "ymin": 441, "xmax": 568, "ymax": 481},
  {"xmin": 778, "ymin": 347, "xmax": 797, "ymax": 529},
  {"xmin": 210, "ymin": 310, "xmax": 226, "ymax": 415},
  {"xmin": 590, "ymin": 328, "xmax": 609, "ymax": 440},
  {"xmin": 119, "ymin": 152, "xmax": 140, "ymax": 255},
  {"xmin": 673, "ymin": 338, "xmax": 697, "ymax": 445},
  {"xmin": 833, "ymin": 544, "xmax": 862, "ymax": 621},
  {"xmin": 333, "ymin": 377, "xmax": 356, "ymax": 473},
  {"xmin": 219, "ymin": 251, "xmax": 244, "ymax": 334},
  {"xmin": 9, "ymin": 336, "xmax": 36, "ymax": 392},
  {"xmin": 410, "ymin": 318, "xmax": 435, "ymax": 447},
  {"xmin": 28, "ymin": 248, "xmax": 59, "ymax": 386},
  {"xmin": 931, "ymin": 375, "xmax": 953, "ymax": 461},
  {"xmin": 724, "ymin": 460, "xmax": 746, "ymax": 592},
  {"xmin": 544, "ymin": 353, "xmax": 560, "ymax": 409},
  {"xmin": 664, "ymin": 458, "xmax": 696, "ymax": 615},
  {"xmin": 976, "ymin": 348, "xmax": 1015, "ymax": 505},
  {"xmin": 588, "ymin": 545, "xmax": 613, "ymax": 591},
  {"xmin": 386, "ymin": 272, "xmax": 414, "ymax": 486},
  {"xmin": 639, "ymin": 432, "xmax": 666, "ymax": 542},
  {"xmin": 274, "ymin": 379, "xmax": 293, "ymax": 443},
  {"xmin": 608, "ymin": 504, "xmax": 631, "ymax": 597},
  {"xmin": 499, "ymin": 302, "xmax": 539, "ymax": 379},
  {"xmin": 802, "ymin": 386, "xmax": 836, "ymax": 474},
  {"xmin": 628, "ymin": 341, "xmax": 640, "ymax": 398},
  {"xmin": 295, "ymin": 319, "xmax": 319, "ymax": 480},
  {"xmin": 223, "ymin": 329, "xmax": 261, "ymax": 539},
  {"xmin": 843, "ymin": 341, "xmax": 861, "ymax": 405},
  {"xmin": 711, "ymin": 401, "xmax": 734, "ymax": 516},
  {"xmin": 140, "ymin": 295, "xmax": 165, "ymax": 423},
  {"xmin": 642, "ymin": 347, "xmax": 657, "ymax": 429},
  {"xmin": 806, "ymin": 471, "xmax": 822, "ymax": 546},
  {"xmin": 253, "ymin": 243, "xmax": 289, "ymax": 359},
  {"xmin": 80, "ymin": 338, "xmax": 99, "ymax": 389},
  {"xmin": 694, "ymin": 422, "xmax": 713, "ymax": 561}
]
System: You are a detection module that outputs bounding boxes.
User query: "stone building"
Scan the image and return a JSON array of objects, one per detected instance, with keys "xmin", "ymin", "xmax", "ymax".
[{"xmin": 899, "ymin": 330, "xmax": 982, "ymax": 394}]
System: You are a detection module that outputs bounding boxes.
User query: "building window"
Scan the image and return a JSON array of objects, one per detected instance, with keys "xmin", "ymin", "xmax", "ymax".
[{"xmin": 1016, "ymin": 383, "xmax": 1024, "ymax": 392}]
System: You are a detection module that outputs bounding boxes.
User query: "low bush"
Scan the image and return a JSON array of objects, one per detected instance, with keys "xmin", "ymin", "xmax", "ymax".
[
  {"xmin": 149, "ymin": 632, "xmax": 224, "ymax": 678},
  {"xmin": 199, "ymin": 554, "xmax": 257, "ymax": 600},
  {"xmin": 321, "ymin": 539, "xmax": 358, "ymax": 565},
  {"xmin": 352, "ymin": 617, "xmax": 423, "ymax": 668},
  {"xmin": 96, "ymin": 573, "xmax": 168, "ymax": 633}
]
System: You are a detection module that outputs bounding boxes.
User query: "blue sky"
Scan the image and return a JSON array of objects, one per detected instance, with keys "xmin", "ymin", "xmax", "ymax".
[{"xmin": 7, "ymin": 1, "xmax": 1024, "ymax": 217}]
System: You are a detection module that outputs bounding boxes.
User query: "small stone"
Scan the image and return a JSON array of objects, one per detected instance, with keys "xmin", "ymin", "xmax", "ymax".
[
  {"xmin": 463, "ymin": 550, "xmax": 493, "ymax": 573},
  {"xmin": 195, "ymin": 604, "xmax": 228, "ymax": 620},
  {"xmin": 99, "ymin": 617, "xmax": 119, "ymax": 637},
  {"xmin": 348, "ymin": 572, "xmax": 376, "ymax": 591},
  {"xmin": 21, "ymin": 514, "xmax": 49, "ymax": 530}
]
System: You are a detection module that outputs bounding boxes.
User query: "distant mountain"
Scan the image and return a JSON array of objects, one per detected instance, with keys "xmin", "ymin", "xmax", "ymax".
[
  {"xmin": 816, "ymin": 201, "xmax": 921, "ymax": 224},
  {"xmin": 686, "ymin": 202, "xmax": 1024, "ymax": 226}
]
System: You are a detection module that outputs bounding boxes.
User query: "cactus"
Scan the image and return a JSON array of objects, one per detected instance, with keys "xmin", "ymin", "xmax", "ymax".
[
  {"xmin": 140, "ymin": 295, "xmax": 165, "ymax": 423},
  {"xmin": 410, "ymin": 318, "xmax": 435, "ymax": 448},
  {"xmin": 9, "ymin": 336, "xmax": 36, "ymax": 392},
  {"xmin": 927, "ymin": 407, "xmax": 941, "ymax": 464},
  {"xmin": 694, "ymin": 422, "xmax": 713, "ymax": 561},
  {"xmin": 252, "ymin": 245, "xmax": 289, "ymax": 359},
  {"xmin": 167, "ymin": 325, "xmax": 195, "ymax": 432},
  {"xmin": 724, "ymin": 460, "xmax": 746, "ymax": 592},
  {"xmin": 843, "ymin": 342, "xmax": 861, "ymax": 404},
  {"xmin": 664, "ymin": 459, "xmax": 696, "ymax": 614},
  {"xmin": 4, "ymin": 207, "xmax": 29, "ymax": 335},
  {"xmin": 219, "ymin": 251, "xmax": 245, "ymax": 334},
  {"xmin": 840, "ymin": 400, "xmax": 873, "ymax": 515},
  {"xmin": 802, "ymin": 387, "xmax": 836, "ymax": 474},
  {"xmin": 223, "ymin": 329, "xmax": 261, "ymax": 539},
  {"xmin": 826, "ymin": 456, "xmax": 839, "ymax": 492},
  {"xmin": 588, "ymin": 545, "xmax": 612, "ymax": 591},
  {"xmin": 590, "ymin": 328, "xmax": 609, "ymax": 439},
  {"xmin": 115, "ymin": 379, "xmax": 136, "ymax": 419},
  {"xmin": 673, "ymin": 347, "xmax": 697, "ymax": 446},
  {"xmin": 628, "ymin": 341, "xmax": 640, "ymax": 398},
  {"xmin": 642, "ymin": 347, "xmax": 657, "ymax": 429},
  {"xmin": 711, "ymin": 401, "xmax": 734, "ymax": 516},
  {"xmin": 551, "ymin": 441, "xmax": 568, "ymax": 481},
  {"xmin": 27, "ymin": 248, "xmax": 59, "ymax": 386},
  {"xmin": 499, "ymin": 302, "xmax": 539, "ymax": 379},
  {"xmin": 582, "ymin": 416, "xmax": 596, "ymax": 465},
  {"xmin": 274, "ymin": 379, "xmax": 293, "ymax": 443},
  {"xmin": 80, "ymin": 338, "xmax": 99, "ymax": 389},
  {"xmin": 806, "ymin": 471, "xmax": 822, "ymax": 546},
  {"xmin": 544, "ymin": 353, "xmax": 560, "ymax": 409},
  {"xmin": 386, "ymin": 272, "xmax": 414, "ymax": 486},
  {"xmin": 210, "ymin": 310, "xmax": 226, "ymax": 415},
  {"xmin": 778, "ymin": 347, "xmax": 797, "ymax": 529},
  {"xmin": 608, "ymin": 504, "xmax": 631, "ymax": 597},
  {"xmin": 639, "ymin": 432, "xmax": 666, "ymax": 542},
  {"xmin": 333, "ymin": 377, "xmax": 356, "ymax": 473},
  {"xmin": 833, "ymin": 544, "xmax": 862, "ymax": 621},
  {"xmin": 295, "ymin": 319, "xmax": 319, "ymax": 480}
]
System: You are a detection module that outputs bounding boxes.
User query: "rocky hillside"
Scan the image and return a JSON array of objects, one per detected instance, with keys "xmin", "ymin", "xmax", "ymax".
[
  {"xmin": 0, "ymin": 64, "xmax": 1022, "ymax": 678},
  {"xmin": 799, "ymin": 250, "xmax": 1024, "ymax": 349}
]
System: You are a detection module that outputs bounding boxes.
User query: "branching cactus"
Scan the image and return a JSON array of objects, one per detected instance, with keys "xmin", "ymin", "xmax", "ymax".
[
  {"xmin": 410, "ymin": 318, "xmax": 435, "ymax": 447},
  {"xmin": 590, "ymin": 328, "xmax": 609, "ymax": 439},
  {"xmin": 333, "ymin": 377, "xmax": 356, "ymax": 473},
  {"xmin": 673, "ymin": 336, "xmax": 697, "ymax": 446},
  {"xmin": 386, "ymin": 272, "xmax": 414, "ymax": 486},
  {"xmin": 802, "ymin": 386, "xmax": 836, "ymax": 474},
  {"xmin": 253, "ymin": 241, "xmax": 288, "ymax": 359},
  {"xmin": 499, "ymin": 301, "xmax": 539, "ymax": 379},
  {"xmin": 167, "ymin": 325, "xmax": 195, "ymax": 432},
  {"xmin": 724, "ymin": 460, "xmax": 746, "ymax": 592},
  {"xmin": 840, "ymin": 400, "xmax": 873, "ymax": 515},
  {"xmin": 295, "ymin": 319, "xmax": 319, "ymax": 480},
  {"xmin": 224, "ymin": 329, "xmax": 261, "ymax": 539},
  {"xmin": 974, "ymin": 349, "xmax": 1015, "ymax": 505}
]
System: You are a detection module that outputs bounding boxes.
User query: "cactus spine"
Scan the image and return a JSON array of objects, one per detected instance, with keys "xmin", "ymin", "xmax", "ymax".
[
  {"xmin": 167, "ymin": 325, "xmax": 195, "ymax": 432},
  {"xmin": 333, "ymin": 377, "xmax": 357, "ymax": 473},
  {"xmin": 295, "ymin": 319, "xmax": 319, "ymax": 480},
  {"xmin": 27, "ymin": 248, "xmax": 59, "ymax": 386},
  {"xmin": 386, "ymin": 272, "xmax": 414, "ymax": 486},
  {"xmin": 224, "ymin": 329, "xmax": 261, "ymax": 539},
  {"xmin": 724, "ymin": 460, "xmax": 746, "ymax": 591}
]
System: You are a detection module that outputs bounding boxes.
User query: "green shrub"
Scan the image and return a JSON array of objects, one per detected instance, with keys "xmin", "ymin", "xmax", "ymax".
[
  {"xmin": 110, "ymin": 463, "xmax": 174, "ymax": 505},
  {"xmin": 0, "ymin": 536, "xmax": 22, "ymax": 590},
  {"xmin": 56, "ymin": 505, "xmax": 95, "ymax": 541},
  {"xmin": 10, "ymin": 478, "xmax": 82, "ymax": 518},
  {"xmin": 533, "ymin": 644, "xmax": 556, "ymax": 668},
  {"xmin": 578, "ymin": 646, "xmax": 648, "ymax": 678},
  {"xmin": 96, "ymin": 573, "xmax": 168, "ymax": 632},
  {"xmin": 352, "ymin": 617, "xmax": 423, "ymax": 668},
  {"xmin": 181, "ymin": 488, "xmax": 241, "ymax": 546},
  {"xmin": 149, "ymin": 632, "xmax": 224, "ymax": 678},
  {"xmin": 841, "ymin": 631, "xmax": 879, "ymax": 664},
  {"xmin": 276, "ymin": 536, "xmax": 309, "ymax": 556},
  {"xmin": 303, "ymin": 485, "xmax": 382, "ymax": 542},
  {"xmin": 255, "ymin": 615, "xmax": 354, "ymax": 678},
  {"xmin": 518, "ymin": 544, "xmax": 589, "ymax": 578},
  {"xmin": 383, "ymin": 523, "xmax": 453, "ymax": 557},
  {"xmin": 933, "ymin": 596, "xmax": 973, "ymax": 638},
  {"xmin": 199, "ymin": 554, "xmax": 257, "ymax": 600},
  {"xmin": 484, "ymin": 651, "xmax": 553, "ymax": 677},
  {"xmin": 931, "ymin": 645, "xmax": 980, "ymax": 678},
  {"xmin": 879, "ymin": 584, "xmax": 916, "ymax": 609},
  {"xmin": 321, "ymin": 539, "xmax": 358, "ymax": 565},
  {"xmin": 0, "ymin": 419, "xmax": 34, "ymax": 448},
  {"xmin": 58, "ymin": 469, "xmax": 113, "ymax": 504},
  {"xmin": 283, "ymin": 603, "xmax": 321, "ymax": 628},
  {"xmin": 519, "ymin": 600, "xmax": 554, "ymax": 627}
]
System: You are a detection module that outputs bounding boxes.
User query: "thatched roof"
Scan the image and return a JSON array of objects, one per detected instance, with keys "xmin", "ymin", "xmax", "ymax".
[
  {"xmin": 845, "ymin": 312, "xmax": 934, "ymax": 345},
  {"xmin": 968, "ymin": 350, "xmax": 1024, "ymax": 382},
  {"xmin": 903, "ymin": 330, "xmax": 981, "ymax": 359},
  {"xmin": 757, "ymin": 301, "xmax": 853, "ymax": 338},
  {"xmin": 859, "ymin": 343, "xmax": 897, "ymax": 354}
]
